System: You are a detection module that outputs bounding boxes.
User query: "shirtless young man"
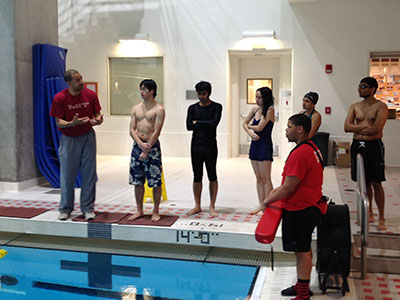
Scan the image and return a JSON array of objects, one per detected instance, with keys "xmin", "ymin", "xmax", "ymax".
[
  {"xmin": 344, "ymin": 76, "xmax": 388, "ymax": 230},
  {"xmin": 129, "ymin": 79, "xmax": 165, "ymax": 222}
]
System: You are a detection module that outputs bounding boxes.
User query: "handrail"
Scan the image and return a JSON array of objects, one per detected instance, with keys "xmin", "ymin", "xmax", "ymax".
[{"xmin": 356, "ymin": 153, "xmax": 369, "ymax": 279}]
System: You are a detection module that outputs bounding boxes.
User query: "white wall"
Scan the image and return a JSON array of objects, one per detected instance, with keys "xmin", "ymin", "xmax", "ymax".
[
  {"xmin": 289, "ymin": 0, "xmax": 400, "ymax": 165},
  {"xmin": 58, "ymin": 0, "xmax": 400, "ymax": 165}
]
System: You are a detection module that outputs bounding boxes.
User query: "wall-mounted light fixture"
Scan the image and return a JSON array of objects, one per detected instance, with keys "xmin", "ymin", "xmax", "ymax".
[
  {"xmin": 119, "ymin": 33, "xmax": 150, "ymax": 43},
  {"xmin": 116, "ymin": 33, "xmax": 159, "ymax": 56},
  {"xmin": 239, "ymin": 30, "xmax": 277, "ymax": 50},
  {"xmin": 242, "ymin": 30, "xmax": 276, "ymax": 39}
]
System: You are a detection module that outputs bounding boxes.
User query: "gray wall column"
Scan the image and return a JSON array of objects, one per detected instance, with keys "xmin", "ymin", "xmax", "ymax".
[{"xmin": 0, "ymin": 0, "xmax": 58, "ymax": 182}]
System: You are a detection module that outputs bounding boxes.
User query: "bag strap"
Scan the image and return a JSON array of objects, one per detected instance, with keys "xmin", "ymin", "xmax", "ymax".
[
  {"xmin": 286, "ymin": 140, "xmax": 324, "ymax": 169},
  {"xmin": 304, "ymin": 141, "xmax": 324, "ymax": 169}
]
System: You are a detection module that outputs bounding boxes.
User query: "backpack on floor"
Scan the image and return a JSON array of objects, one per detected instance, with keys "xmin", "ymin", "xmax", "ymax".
[{"xmin": 316, "ymin": 202, "xmax": 351, "ymax": 296}]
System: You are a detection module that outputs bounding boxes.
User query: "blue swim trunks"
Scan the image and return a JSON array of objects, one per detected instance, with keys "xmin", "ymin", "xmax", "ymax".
[{"xmin": 129, "ymin": 141, "xmax": 162, "ymax": 188}]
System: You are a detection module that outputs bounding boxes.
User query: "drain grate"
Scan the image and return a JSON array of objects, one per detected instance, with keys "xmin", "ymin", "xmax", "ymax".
[
  {"xmin": 206, "ymin": 247, "xmax": 270, "ymax": 266},
  {"xmin": 6, "ymin": 234, "xmax": 270, "ymax": 266}
]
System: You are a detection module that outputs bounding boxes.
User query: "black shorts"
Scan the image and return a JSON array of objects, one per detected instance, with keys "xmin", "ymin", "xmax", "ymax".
[
  {"xmin": 191, "ymin": 141, "xmax": 218, "ymax": 182},
  {"xmin": 351, "ymin": 139, "xmax": 385, "ymax": 182},
  {"xmin": 282, "ymin": 206, "xmax": 321, "ymax": 252}
]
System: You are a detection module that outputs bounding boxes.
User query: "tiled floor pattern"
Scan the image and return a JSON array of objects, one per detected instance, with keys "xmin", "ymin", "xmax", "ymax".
[
  {"xmin": 354, "ymin": 274, "xmax": 400, "ymax": 300},
  {"xmin": 0, "ymin": 199, "xmax": 261, "ymax": 223}
]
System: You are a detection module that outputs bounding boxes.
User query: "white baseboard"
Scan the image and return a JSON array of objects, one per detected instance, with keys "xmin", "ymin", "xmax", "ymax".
[{"xmin": 0, "ymin": 177, "xmax": 47, "ymax": 192}]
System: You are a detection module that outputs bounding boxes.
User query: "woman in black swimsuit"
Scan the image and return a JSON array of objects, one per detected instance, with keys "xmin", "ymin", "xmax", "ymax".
[{"xmin": 242, "ymin": 87, "xmax": 275, "ymax": 215}]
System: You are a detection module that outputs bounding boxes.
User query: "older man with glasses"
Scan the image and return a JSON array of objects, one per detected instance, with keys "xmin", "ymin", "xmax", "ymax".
[{"xmin": 344, "ymin": 76, "xmax": 388, "ymax": 230}]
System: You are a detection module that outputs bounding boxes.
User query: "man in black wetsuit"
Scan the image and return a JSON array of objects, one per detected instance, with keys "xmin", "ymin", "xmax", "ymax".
[{"xmin": 186, "ymin": 81, "xmax": 223, "ymax": 217}]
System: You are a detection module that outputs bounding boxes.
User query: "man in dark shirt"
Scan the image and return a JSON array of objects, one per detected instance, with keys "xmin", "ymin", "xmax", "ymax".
[{"xmin": 186, "ymin": 81, "xmax": 222, "ymax": 217}]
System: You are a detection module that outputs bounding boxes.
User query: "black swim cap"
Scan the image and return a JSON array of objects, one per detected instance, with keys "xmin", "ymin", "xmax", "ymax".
[{"xmin": 304, "ymin": 91, "xmax": 319, "ymax": 105}]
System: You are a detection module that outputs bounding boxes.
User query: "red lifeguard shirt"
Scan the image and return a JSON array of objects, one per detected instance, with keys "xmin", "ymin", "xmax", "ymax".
[
  {"xmin": 282, "ymin": 141, "xmax": 323, "ymax": 212},
  {"xmin": 50, "ymin": 88, "xmax": 101, "ymax": 137}
]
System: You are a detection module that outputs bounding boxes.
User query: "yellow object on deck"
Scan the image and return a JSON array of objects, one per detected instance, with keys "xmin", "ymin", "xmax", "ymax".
[
  {"xmin": 0, "ymin": 249, "xmax": 8, "ymax": 259},
  {"xmin": 143, "ymin": 170, "xmax": 167, "ymax": 203}
]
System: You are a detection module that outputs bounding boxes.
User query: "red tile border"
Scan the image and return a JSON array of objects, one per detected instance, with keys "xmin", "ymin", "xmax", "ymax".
[
  {"xmin": 362, "ymin": 282, "xmax": 371, "ymax": 286},
  {"xmin": 377, "ymin": 277, "xmax": 385, "ymax": 281}
]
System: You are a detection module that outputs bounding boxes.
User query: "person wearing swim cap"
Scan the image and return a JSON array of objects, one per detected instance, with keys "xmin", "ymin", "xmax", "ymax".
[
  {"xmin": 344, "ymin": 76, "xmax": 388, "ymax": 231},
  {"xmin": 300, "ymin": 91, "xmax": 321, "ymax": 141}
]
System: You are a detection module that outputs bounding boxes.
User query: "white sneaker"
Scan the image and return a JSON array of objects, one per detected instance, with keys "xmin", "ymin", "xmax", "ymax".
[
  {"xmin": 58, "ymin": 212, "xmax": 70, "ymax": 221},
  {"xmin": 84, "ymin": 211, "xmax": 96, "ymax": 220}
]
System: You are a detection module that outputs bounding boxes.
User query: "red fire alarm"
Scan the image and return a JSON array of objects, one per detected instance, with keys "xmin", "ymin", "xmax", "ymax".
[
  {"xmin": 325, "ymin": 64, "xmax": 333, "ymax": 74},
  {"xmin": 325, "ymin": 106, "xmax": 331, "ymax": 114}
]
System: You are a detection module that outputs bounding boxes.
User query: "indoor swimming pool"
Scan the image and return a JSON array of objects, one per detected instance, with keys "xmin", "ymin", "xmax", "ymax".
[{"xmin": 0, "ymin": 246, "xmax": 259, "ymax": 299}]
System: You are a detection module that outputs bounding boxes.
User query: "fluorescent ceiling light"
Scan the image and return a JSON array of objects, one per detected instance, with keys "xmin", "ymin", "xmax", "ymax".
[{"xmin": 242, "ymin": 30, "xmax": 276, "ymax": 39}]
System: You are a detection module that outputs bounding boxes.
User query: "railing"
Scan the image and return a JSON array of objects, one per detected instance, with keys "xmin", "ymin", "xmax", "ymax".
[{"xmin": 356, "ymin": 153, "xmax": 369, "ymax": 279}]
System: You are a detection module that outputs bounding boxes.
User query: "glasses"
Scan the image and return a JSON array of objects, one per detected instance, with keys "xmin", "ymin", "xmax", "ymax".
[{"xmin": 358, "ymin": 84, "xmax": 370, "ymax": 89}]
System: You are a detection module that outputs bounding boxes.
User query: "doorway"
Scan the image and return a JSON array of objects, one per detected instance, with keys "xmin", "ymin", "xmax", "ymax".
[{"xmin": 228, "ymin": 49, "xmax": 292, "ymax": 158}]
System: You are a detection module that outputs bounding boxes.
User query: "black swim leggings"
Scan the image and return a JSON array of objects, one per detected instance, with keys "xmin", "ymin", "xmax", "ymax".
[{"xmin": 191, "ymin": 142, "xmax": 218, "ymax": 182}]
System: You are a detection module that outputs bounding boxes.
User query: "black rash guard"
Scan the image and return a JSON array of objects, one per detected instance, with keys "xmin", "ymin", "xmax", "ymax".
[
  {"xmin": 186, "ymin": 101, "xmax": 222, "ymax": 182},
  {"xmin": 186, "ymin": 101, "xmax": 222, "ymax": 145}
]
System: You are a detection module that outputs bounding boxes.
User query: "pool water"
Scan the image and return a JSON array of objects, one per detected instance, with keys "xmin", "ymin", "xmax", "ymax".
[{"xmin": 0, "ymin": 246, "xmax": 259, "ymax": 300}]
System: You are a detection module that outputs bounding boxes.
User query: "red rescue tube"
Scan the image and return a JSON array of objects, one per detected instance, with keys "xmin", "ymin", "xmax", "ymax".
[{"xmin": 255, "ymin": 200, "xmax": 284, "ymax": 244}]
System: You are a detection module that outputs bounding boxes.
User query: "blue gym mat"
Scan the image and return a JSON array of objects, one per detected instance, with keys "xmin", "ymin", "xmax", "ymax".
[{"xmin": 33, "ymin": 44, "xmax": 81, "ymax": 188}]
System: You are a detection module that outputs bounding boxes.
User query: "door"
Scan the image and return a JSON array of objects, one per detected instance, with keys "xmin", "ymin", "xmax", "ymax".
[{"xmin": 238, "ymin": 57, "xmax": 280, "ymax": 155}]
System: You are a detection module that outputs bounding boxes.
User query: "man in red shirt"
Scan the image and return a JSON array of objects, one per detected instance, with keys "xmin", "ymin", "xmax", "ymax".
[
  {"xmin": 264, "ymin": 114, "xmax": 323, "ymax": 300},
  {"xmin": 50, "ymin": 69, "xmax": 103, "ymax": 221}
]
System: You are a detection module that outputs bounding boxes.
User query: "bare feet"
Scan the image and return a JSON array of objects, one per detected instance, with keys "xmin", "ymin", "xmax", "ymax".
[
  {"xmin": 250, "ymin": 206, "xmax": 263, "ymax": 215},
  {"xmin": 369, "ymin": 213, "xmax": 375, "ymax": 223},
  {"xmin": 209, "ymin": 208, "xmax": 219, "ymax": 217},
  {"xmin": 186, "ymin": 207, "xmax": 201, "ymax": 216},
  {"xmin": 151, "ymin": 213, "xmax": 161, "ymax": 222},
  {"xmin": 378, "ymin": 219, "xmax": 387, "ymax": 231},
  {"xmin": 128, "ymin": 211, "xmax": 144, "ymax": 221}
]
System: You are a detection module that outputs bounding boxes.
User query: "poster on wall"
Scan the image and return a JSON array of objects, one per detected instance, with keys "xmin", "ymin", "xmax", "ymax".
[
  {"xmin": 84, "ymin": 82, "xmax": 98, "ymax": 94},
  {"xmin": 247, "ymin": 78, "xmax": 272, "ymax": 104}
]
